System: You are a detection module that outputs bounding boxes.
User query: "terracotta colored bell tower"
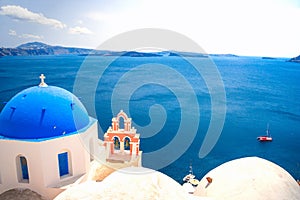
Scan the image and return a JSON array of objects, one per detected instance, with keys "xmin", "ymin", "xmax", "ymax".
[{"xmin": 104, "ymin": 110, "xmax": 141, "ymax": 163}]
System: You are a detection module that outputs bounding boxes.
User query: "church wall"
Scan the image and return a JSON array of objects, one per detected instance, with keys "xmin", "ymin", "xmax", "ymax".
[
  {"xmin": 0, "ymin": 119, "xmax": 99, "ymax": 199},
  {"xmin": 77, "ymin": 120, "xmax": 100, "ymax": 161},
  {"xmin": 39, "ymin": 134, "xmax": 89, "ymax": 186},
  {"xmin": 39, "ymin": 120, "xmax": 98, "ymax": 187},
  {"xmin": 0, "ymin": 140, "xmax": 44, "ymax": 195}
]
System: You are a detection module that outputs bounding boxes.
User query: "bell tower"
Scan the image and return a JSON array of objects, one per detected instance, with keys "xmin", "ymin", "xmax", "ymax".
[{"xmin": 104, "ymin": 110, "xmax": 142, "ymax": 164}]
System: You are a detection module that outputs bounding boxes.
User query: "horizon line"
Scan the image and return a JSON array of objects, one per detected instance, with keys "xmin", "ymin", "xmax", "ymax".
[{"xmin": 0, "ymin": 41, "xmax": 297, "ymax": 59}]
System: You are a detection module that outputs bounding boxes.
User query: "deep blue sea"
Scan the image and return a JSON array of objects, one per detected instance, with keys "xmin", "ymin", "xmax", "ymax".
[{"xmin": 0, "ymin": 55, "xmax": 299, "ymax": 183}]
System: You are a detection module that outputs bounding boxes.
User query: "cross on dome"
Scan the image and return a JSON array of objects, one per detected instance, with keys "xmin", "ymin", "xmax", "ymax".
[{"xmin": 39, "ymin": 74, "xmax": 48, "ymax": 87}]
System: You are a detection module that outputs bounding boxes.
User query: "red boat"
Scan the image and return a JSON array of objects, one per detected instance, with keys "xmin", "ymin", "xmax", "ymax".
[
  {"xmin": 257, "ymin": 124, "xmax": 273, "ymax": 142},
  {"xmin": 257, "ymin": 136, "xmax": 273, "ymax": 141}
]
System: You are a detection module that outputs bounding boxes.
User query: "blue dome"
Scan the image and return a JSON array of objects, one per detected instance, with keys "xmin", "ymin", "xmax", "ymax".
[{"xmin": 0, "ymin": 85, "xmax": 90, "ymax": 139}]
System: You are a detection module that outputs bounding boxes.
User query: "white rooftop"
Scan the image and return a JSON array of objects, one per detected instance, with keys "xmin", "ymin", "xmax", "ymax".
[
  {"xmin": 54, "ymin": 166, "xmax": 192, "ymax": 200},
  {"xmin": 194, "ymin": 157, "xmax": 300, "ymax": 200}
]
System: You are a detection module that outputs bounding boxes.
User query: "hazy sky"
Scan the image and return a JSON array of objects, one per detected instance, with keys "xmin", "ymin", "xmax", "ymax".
[{"xmin": 0, "ymin": 0, "xmax": 299, "ymax": 57}]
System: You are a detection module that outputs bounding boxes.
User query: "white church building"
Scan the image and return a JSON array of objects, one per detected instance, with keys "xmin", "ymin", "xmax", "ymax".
[{"xmin": 0, "ymin": 74, "xmax": 100, "ymax": 199}]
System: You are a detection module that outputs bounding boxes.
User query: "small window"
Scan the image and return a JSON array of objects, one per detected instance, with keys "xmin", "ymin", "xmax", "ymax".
[
  {"xmin": 58, "ymin": 151, "xmax": 71, "ymax": 177},
  {"xmin": 16, "ymin": 155, "xmax": 29, "ymax": 183}
]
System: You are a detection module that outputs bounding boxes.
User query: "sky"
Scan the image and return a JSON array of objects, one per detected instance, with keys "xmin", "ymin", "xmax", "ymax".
[{"xmin": 0, "ymin": 0, "xmax": 299, "ymax": 57}]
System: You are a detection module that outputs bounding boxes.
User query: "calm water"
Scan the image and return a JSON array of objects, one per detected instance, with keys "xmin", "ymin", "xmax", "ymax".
[{"xmin": 0, "ymin": 55, "xmax": 299, "ymax": 183}]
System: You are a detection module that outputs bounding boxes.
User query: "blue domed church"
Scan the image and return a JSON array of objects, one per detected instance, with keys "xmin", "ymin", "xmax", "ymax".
[{"xmin": 0, "ymin": 75, "xmax": 99, "ymax": 199}]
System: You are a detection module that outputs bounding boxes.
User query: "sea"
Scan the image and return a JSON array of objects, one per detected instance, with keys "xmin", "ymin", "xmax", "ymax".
[{"xmin": 0, "ymin": 54, "xmax": 299, "ymax": 183}]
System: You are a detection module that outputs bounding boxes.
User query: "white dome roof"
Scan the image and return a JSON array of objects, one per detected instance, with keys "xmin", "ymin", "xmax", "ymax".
[
  {"xmin": 194, "ymin": 157, "xmax": 300, "ymax": 200},
  {"xmin": 54, "ymin": 167, "xmax": 191, "ymax": 200}
]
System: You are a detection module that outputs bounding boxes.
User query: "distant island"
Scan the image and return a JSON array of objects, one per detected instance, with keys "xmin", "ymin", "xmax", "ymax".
[
  {"xmin": 261, "ymin": 57, "xmax": 276, "ymax": 60},
  {"xmin": 2, "ymin": 42, "xmax": 300, "ymax": 62},
  {"xmin": 0, "ymin": 42, "xmax": 236, "ymax": 58},
  {"xmin": 288, "ymin": 55, "xmax": 300, "ymax": 63},
  {"xmin": 0, "ymin": 42, "xmax": 98, "ymax": 57}
]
